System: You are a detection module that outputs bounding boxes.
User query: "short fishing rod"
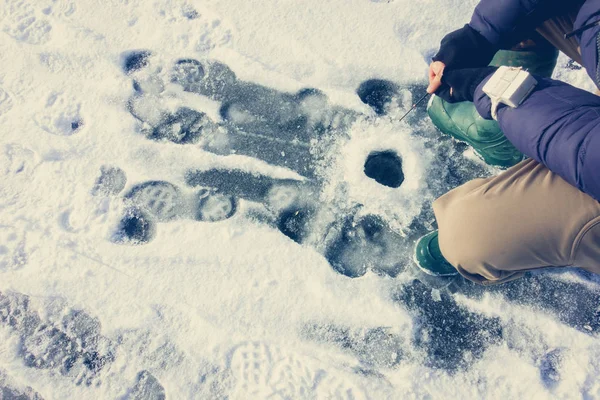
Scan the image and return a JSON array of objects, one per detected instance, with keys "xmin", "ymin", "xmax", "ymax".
[{"xmin": 397, "ymin": 92, "xmax": 430, "ymax": 123}]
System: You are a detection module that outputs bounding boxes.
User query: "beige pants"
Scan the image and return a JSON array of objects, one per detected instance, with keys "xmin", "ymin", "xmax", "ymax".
[
  {"xmin": 434, "ymin": 159, "xmax": 600, "ymax": 285},
  {"xmin": 433, "ymin": 9, "xmax": 600, "ymax": 285}
]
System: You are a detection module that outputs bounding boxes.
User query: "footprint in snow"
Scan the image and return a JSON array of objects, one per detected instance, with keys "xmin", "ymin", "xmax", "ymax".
[
  {"xmin": 113, "ymin": 177, "xmax": 239, "ymax": 245},
  {"xmin": 41, "ymin": 0, "xmax": 77, "ymax": 19},
  {"xmin": 228, "ymin": 342, "xmax": 367, "ymax": 400},
  {"xmin": 1, "ymin": 144, "xmax": 39, "ymax": 205},
  {"xmin": 92, "ymin": 166, "xmax": 127, "ymax": 197},
  {"xmin": 34, "ymin": 92, "xmax": 83, "ymax": 136},
  {"xmin": 2, "ymin": 144, "xmax": 37, "ymax": 178},
  {"xmin": 0, "ymin": 225, "xmax": 27, "ymax": 271},
  {"xmin": 152, "ymin": 2, "xmax": 233, "ymax": 53},
  {"xmin": 1, "ymin": 0, "xmax": 53, "ymax": 45},
  {"xmin": 0, "ymin": 86, "xmax": 13, "ymax": 116},
  {"xmin": 125, "ymin": 181, "xmax": 186, "ymax": 222},
  {"xmin": 0, "ymin": 291, "xmax": 116, "ymax": 387}
]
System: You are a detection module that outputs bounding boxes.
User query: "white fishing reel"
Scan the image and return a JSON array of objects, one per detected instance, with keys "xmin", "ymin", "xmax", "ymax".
[{"xmin": 482, "ymin": 66, "xmax": 538, "ymax": 120}]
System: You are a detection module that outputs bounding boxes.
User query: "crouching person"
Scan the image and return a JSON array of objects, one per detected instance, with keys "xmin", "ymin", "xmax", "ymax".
[{"xmin": 415, "ymin": 0, "xmax": 600, "ymax": 285}]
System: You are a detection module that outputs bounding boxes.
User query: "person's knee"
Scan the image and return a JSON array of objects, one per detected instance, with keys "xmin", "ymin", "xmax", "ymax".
[
  {"xmin": 437, "ymin": 219, "xmax": 490, "ymax": 271},
  {"xmin": 433, "ymin": 193, "xmax": 499, "ymax": 278}
]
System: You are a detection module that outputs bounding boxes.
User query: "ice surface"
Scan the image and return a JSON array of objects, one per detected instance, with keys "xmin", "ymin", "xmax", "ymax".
[
  {"xmin": 127, "ymin": 370, "xmax": 166, "ymax": 400},
  {"xmin": 92, "ymin": 166, "xmax": 127, "ymax": 197},
  {"xmin": 1, "ymin": 0, "xmax": 600, "ymax": 398},
  {"xmin": 0, "ymin": 368, "xmax": 44, "ymax": 400}
]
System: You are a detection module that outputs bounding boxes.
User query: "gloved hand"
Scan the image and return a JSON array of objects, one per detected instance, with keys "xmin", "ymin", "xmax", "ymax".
[
  {"xmin": 433, "ymin": 24, "xmax": 498, "ymax": 69},
  {"xmin": 435, "ymin": 66, "xmax": 497, "ymax": 103},
  {"xmin": 427, "ymin": 24, "xmax": 498, "ymax": 93}
]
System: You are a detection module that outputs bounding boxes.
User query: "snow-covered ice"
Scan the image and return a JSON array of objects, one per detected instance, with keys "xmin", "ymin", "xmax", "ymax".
[{"xmin": 1, "ymin": 0, "xmax": 600, "ymax": 398}]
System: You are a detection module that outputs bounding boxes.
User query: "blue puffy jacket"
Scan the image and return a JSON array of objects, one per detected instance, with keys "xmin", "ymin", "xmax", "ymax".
[{"xmin": 468, "ymin": 0, "xmax": 600, "ymax": 201}]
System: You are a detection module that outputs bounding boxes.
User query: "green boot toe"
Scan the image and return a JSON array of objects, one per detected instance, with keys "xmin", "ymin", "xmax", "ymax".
[{"xmin": 414, "ymin": 230, "xmax": 458, "ymax": 277}]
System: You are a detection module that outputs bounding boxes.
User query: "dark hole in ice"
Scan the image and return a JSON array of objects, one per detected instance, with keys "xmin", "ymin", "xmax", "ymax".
[
  {"xmin": 356, "ymin": 79, "xmax": 400, "ymax": 115},
  {"xmin": 122, "ymin": 50, "xmax": 152, "ymax": 75},
  {"xmin": 364, "ymin": 150, "xmax": 404, "ymax": 188},
  {"xmin": 277, "ymin": 207, "xmax": 312, "ymax": 243},
  {"xmin": 115, "ymin": 209, "xmax": 156, "ymax": 245},
  {"xmin": 71, "ymin": 120, "xmax": 82, "ymax": 131}
]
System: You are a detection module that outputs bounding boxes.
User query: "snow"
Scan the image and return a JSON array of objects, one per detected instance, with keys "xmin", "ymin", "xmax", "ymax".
[{"xmin": 1, "ymin": 0, "xmax": 600, "ymax": 399}]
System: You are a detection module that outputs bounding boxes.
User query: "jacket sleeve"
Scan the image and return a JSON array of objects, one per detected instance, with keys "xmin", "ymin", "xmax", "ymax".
[
  {"xmin": 469, "ymin": 0, "xmax": 571, "ymax": 48},
  {"xmin": 474, "ymin": 76, "xmax": 600, "ymax": 202}
]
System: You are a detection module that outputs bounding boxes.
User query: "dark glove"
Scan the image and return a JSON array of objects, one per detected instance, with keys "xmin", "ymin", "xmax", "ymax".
[
  {"xmin": 436, "ymin": 67, "xmax": 497, "ymax": 103},
  {"xmin": 433, "ymin": 24, "xmax": 498, "ymax": 69}
]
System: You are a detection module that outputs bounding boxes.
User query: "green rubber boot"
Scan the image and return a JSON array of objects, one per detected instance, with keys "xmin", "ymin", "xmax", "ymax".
[
  {"xmin": 413, "ymin": 230, "xmax": 458, "ymax": 277},
  {"xmin": 427, "ymin": 47, "xmax": 559, "ymax": 168}
]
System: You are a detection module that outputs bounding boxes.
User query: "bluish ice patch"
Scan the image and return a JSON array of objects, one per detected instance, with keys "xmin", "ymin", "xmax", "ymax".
[
  {"xmin": 21, "ymin": 325, "xmax": 81, "ymax": 372},
  {"xmin": 540, "ymin": 348, "xmax": 563, "ymax": 389},
  {"xmin": 162, "ymin": 58, "xmax": 357, "ymax": 178},
  {"xmin": 134, "ymin": 59, "xmax": 321, "ymax": 175},
  {"xmin": 474, "ymin": 274, "xmax": 600, "ymax": 334},
  {"xmin": 0, "ymin": 292, "xmax": 42, "ymax": 337},
  {"xmin": 114, "ymin": 208, "xmax": 157, "ymax": 245},
  {"xmin": 356, "ymin": 79, "xmax": 400, "ymax": 115},
  {"xmin": 302, "ymin": 323, "xmax": 404, "ymax": 370},
  {"xmin": 181, "ymin": 4, "xmax": 199, "ymax": 20},
  {"xmin": 171, "ymin": 59, "xmax": 234, "ymax": 101},
  {"xmin": 0, "ymin": 368, "xmax": 44, "ymax": 400},
  {"xmin": 186, "ymin": 167, "xmax": 320, "ymax": 241},
  {"xmin": 185, "ymin": 168, "xmax": 310, "ymax": 207},
  {"xmin": 71, "ymin": 120, "xmax": 82, "ymax": 131},
  {"xmin": 122, "ymin": 50, "xmax": 152, "ymax": 75},
  {"xmin": 96, "ymin": 50, "xmax": 600, "ymax": 387},
  {"xmin": 394, "ymin": 280, "xmax": 503, "ymax": 373},
  {"xmin": 218, "ymin": 82, "xmax": 313, "ymax": 143},
  {"xmin": 276, "ymin": 206, "xmax": 314, "ymax": 243},
  {"xmin": 127, "ymin": 370, "xmax": 166, "ymax": 400},
  {"xmin": 325, "ymin": 214, "xmax": 407, "ymax": 278},
  {"xmin": 1, "ymin": 385, "xmax": 42, "ymax": 400},
  {"xmin": 150, "ymin": 108, "xmax": 214, "ymax": 145}
]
